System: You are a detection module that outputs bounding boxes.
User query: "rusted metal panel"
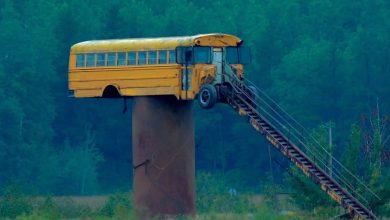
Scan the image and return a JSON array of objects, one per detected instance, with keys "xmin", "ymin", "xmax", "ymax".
[{"xmin": 132, "ymin": 96, "xmax": 195, "ymax": 218}]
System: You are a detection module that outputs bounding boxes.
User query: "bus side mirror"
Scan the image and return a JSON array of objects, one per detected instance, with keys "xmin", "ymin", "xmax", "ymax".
[{"xmin": 176, "ymin": 46, "xmax": 193, "ymax": 64}]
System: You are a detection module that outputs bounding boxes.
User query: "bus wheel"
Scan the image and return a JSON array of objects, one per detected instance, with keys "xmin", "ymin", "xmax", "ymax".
[{"xmin": 198, "ymin": 84, "xmax": 217, "ymax": 109}]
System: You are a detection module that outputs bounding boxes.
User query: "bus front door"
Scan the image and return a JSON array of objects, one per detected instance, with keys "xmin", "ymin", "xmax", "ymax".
[{"xmin": 212, "ymin": 48, "xmax": 223, "ymax": 84}]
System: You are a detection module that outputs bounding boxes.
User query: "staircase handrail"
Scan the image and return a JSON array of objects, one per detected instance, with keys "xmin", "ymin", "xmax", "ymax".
[{"xmin": 223, "ymin": 67, "xmax": 380, "ymax": 204}]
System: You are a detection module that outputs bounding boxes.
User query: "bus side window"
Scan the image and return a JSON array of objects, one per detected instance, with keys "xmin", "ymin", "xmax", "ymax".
[
  {"xmin": 148, "ymin": 51, "xmax": 156, "ymax": 64},
  {"xmin": 158, "ymin": 50, "xmax": 167, "ymax": 64},
  {"xmin": 97, "ymin": 53, "xmax": 106, "ymax": 66},
  {"xmin": 169, "ymin": 50, "xmax": 176, "ymax": 63},
  {"xmin": 107, "ymin": 52, "xmax": 116, "ymax": 66},
  {"xmin": 86, "ymin": 53, "xmax": 95, "ymax": 67},
  {"xmin": 138, "ymin": 51, "xmax": 146, "ymax": 65},
  {"xmin": 118, "ymin": 52, "xmax": 126, "ymax": 66},
  {"xmin": 128, "ymin": 52, "xmax": 136, "ymax": 65},
  {"xmin": 76, "ymin": 54, "xmax": 85, "ymax": 67}
]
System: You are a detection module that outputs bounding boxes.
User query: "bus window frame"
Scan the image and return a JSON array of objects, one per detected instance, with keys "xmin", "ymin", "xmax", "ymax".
[
  {"xmin": 76, "ymin": 54, "xmax": 85, "ymax": 68},
  {"xmin": 75, "ymin": 48, "xmax": 184, "ymax": 68},
  {"xmin": 138, "ymin": 51, "xmax": 147, "ymax": 65},
  {"xmin": 97, "ymin": 53, "xmax": 106, "ymax": 67},
  {"xmin": 226, "ymin": 46, "xmax": 251, "ymax": 64},
  {"xmin": 193, "ymin": 46, "xmax": 212, "ymax": 64},
  {"xmin": 158, "ymin": 50, "xmax": 168, "ymax": 64},
  {"xmin": 169, "ymin": 50, "xmax": 176, "ymax": 64},
  {"xmin": 176, "ymin": 46, "xmax": 192, "ymax": 64},
  {"xmin": 117, "ymin": 52, "xmax": 126, "ymax": 66},
  {"xmin": 107, "ymin": 52, "xmax": 116, "ymax": 67},
  {"xmin": 86, "ymin": 53, "xmax": 95, "ymax": 67},
  {"xmin": 176, "ymin": 46, "xmax": 212, "ymax": 64},
  {"xmin": 127, "ymin": 51, "xmax": 137, "ymax": 65},
  {"xmin": 148, "ymin": 50, "xmax": 157, "ymax": 65}
]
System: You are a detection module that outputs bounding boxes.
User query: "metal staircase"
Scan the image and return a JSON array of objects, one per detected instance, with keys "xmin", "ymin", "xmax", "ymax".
[{"xmin": 221, "ymin": 70, "xmax": 380, "ymax": 219}]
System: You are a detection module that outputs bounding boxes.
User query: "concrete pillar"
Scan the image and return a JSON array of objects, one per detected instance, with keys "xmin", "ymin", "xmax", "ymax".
[{"xmin": 132, "ymin": 96, "xmax": 195, "ymax": 218}]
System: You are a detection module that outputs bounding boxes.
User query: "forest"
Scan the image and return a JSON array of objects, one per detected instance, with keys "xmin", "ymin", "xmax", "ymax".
[{"xmin": 0, "ymin": 0, "xmax": 389, "ymax": 219}]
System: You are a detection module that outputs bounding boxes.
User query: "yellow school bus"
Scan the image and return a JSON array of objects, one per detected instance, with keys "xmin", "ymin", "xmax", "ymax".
[{"xmin": 68, "ymin": 33, "xmax": 250, "ymax": 108}]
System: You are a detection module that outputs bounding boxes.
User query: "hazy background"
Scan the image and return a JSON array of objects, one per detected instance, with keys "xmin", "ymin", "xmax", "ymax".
[{"xmin": 0, "ymin": 0, "xmax": 389, "ymax": 215}]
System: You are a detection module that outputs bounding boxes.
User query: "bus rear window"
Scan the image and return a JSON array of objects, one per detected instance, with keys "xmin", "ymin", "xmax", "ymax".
[
  {"xmin": 107, "ymin": 53, "xmax": 116, "ymax": 66},
  {"xmin": 118, "ymin": 52, "xmax": 126, "ymax": 66},
  {"xmin": 158, "ymin": 50, "xmax": 167, "ymax": 64},
  {"xmin": 138, "ymin": 51, "xmax": 146, "ymax": 65},
  {"xmin": 148, "ymin": 51, "xmax": 156, "ymax": 64},
  {"xmin": 97, "ymin": 53, "xmax": 105, "ymax": 66},
  {"xmin": 128, "ymin": 52, "xmax": 136, "ymax": 65},
  {"xmin": 86, "ymin": 53, "xmax": 95, "ymax": 67},
  {"xmin": 76, "ymin": 54, "xmax": 85, "ymax": 67},
  {"xmin": 169, "ymin": 50, "xmax": 176, "ymax": 63}
]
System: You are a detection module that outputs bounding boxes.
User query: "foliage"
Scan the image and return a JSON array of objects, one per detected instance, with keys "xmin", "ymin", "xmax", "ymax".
[
  {"xmin": 4, "ymin": 192, "xmax": 339, "ymax": 220},
  {"xmin": 0, "ymin": 0, "xmax": 389, "ymax": 217},
  {"xmin": 6, "ymin": 194, "xmax": 133, "ymax": 220},
  {"xmin": 196, "ymin": 172, "xmax": 256, "ymax": 214},
  {"xmin": 0, "ymin": 186, "xmax": 32, "ymax": 219},
  {"xmin": 26, "ymin": 197, "xmax": 62, "ymax": 220},
  {"xmin": 345, "ymin": 106, "xmax": 390, "ymax": 215},
  {"xmin": 285, "ymin": 166, "xmax": 334, "ymax": 211},
  {"xmin": 284, "ymin": 124, "xmax": 336, "ymax": 211},
  {"xmin": 99, "ymin": 193, "xmax": 133, "ymax": 218},
  {"xmin": 343, "ymin": 124, "xmax": 362, "ymax": 176},
  {"xmin": 55, "ymin": 127, "xmax": 104, "ymax": 195}
]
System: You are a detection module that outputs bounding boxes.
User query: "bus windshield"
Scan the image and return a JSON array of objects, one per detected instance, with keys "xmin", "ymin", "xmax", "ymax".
[
  {"xmin": 176, "ymin": 46, "xmax": 212, "ymax": 64},
  {"xmin": 194, "ymin": 47, "xmax": 211, "ymax": 64},
  {"xmin": 226, "ymin": 46, "xmax": 251, "ymax": 64}
]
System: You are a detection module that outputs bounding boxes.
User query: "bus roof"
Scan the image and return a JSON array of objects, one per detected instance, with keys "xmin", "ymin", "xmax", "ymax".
[{"xmin": 71, "ymin": 33, "xmax": 242, "ymax": 53}]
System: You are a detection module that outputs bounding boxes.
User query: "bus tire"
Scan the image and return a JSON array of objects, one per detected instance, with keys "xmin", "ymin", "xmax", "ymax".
[{"xmin": 198, "ymin": 84, "xmax": 217, "ymax": 109}]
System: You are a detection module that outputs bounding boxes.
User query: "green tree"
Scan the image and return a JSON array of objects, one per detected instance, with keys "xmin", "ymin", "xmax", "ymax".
[
  {"xmin": 56, "ymin": 127, "xmax": 103, "ymax": 195},
  {"xmin": 285, "ymin": 124, "xmax": 335, "ymax": 211},
  {"xmin": 343, "ymin": 124, "xmax": 362, "ymax": 177},
  {"xmin": 341, "ymin": 105, "xmax": 390, "ymax": 215},
  {"xmin": 271, "ymin": 38, "xmax": 343, "ymax": 125}
]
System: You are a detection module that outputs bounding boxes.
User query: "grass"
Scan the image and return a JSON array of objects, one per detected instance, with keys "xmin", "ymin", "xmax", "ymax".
[{"xmin": 0, "ymin": 191, "xmax": 343, "ymax": 220}]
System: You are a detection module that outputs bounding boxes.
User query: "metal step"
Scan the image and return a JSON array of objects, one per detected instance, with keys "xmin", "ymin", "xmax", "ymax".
[{"xmin": 229, "ymin": 86, "xmax": 378, "ymax": 220}]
